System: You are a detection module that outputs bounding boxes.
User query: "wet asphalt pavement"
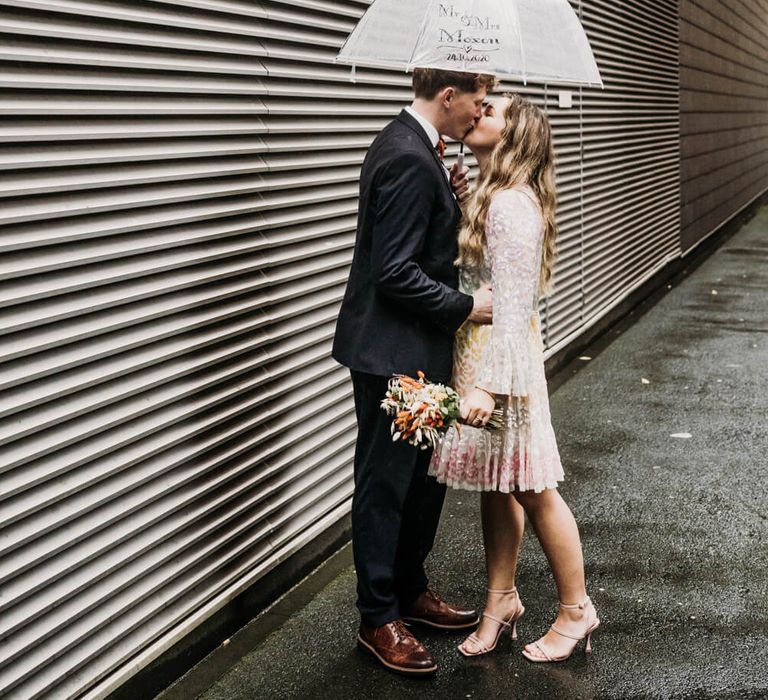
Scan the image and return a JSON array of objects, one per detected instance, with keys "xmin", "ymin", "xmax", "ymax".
[{"xmin": 162, "ymin": 206, "xmax": 768, "ymax": 700}]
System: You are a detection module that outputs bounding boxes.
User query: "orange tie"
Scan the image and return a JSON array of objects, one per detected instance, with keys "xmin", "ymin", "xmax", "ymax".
[{"xmin": 436, "ymin": 137, "xmax": 446, "ymax": 161}]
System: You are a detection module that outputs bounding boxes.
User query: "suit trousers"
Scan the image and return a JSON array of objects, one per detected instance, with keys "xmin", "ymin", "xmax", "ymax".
[{"xmin": 350, "ymin": 370, "xmax": 447, "ymax": 627}]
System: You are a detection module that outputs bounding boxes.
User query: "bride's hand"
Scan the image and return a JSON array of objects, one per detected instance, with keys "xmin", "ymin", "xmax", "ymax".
[
  {"xmin": 460, "ymin": 388, "xmax": 496, "ymax": 427},
  {"xmin": 468, "ymin": 284, "xmax": 493, "ymax": 324},
  {"xmin": 450, "ymin": 164, "xmax": 471, "ymax": 204}
]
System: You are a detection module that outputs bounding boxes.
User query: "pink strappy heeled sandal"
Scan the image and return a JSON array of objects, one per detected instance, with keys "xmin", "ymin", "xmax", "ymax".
[
  {"xmin": 522, "ymin": 596, "xmax": 600, "ymax": 663},
  {"xmin": 458, "ymin": 587, "xmax": 525, "ymax": 657}
]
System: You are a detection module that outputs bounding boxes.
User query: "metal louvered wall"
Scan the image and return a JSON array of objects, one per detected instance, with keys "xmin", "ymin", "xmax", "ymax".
[
  {"xmin": 679, "ymin": 0, "xmax": 768, "ymax": 252},
  {"xmin": 0, "ymin": 2, "xmax": 366, "ymax": 698},
  {"xmin": 539, "ymin": 0, "xmax": 681, "ymax": 351},
  {"xmin": 0, "ymin": 1, "xmax": 680, "ymax": 698}
]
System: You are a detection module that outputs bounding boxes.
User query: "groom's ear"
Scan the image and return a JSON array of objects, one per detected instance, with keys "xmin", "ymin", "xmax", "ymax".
[{"xmin": 441, "ymin": 87, "xmax": 456, "ymax": 108}]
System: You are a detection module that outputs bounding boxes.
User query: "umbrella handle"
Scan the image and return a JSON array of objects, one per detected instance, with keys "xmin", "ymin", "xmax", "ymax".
[{"xmin": 457, "ymin": 147, "xmax": 464, "ymax": 174}]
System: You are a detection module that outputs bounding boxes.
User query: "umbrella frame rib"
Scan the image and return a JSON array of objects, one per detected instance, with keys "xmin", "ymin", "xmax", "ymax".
[{"xmin": 333, "ymin": 55, "xmax": 605, "ymax": 88}]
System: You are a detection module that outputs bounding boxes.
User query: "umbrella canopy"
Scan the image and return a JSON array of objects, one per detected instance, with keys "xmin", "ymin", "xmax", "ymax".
[{"xmin": 337, "ymin": 0, "xmax": 603, "ymax": 87}]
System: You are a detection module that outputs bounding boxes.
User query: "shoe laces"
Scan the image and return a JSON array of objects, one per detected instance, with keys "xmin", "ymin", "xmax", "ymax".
[{"xmin": 392, "ymin": 619, "xmax": 413, "ymax": 643}]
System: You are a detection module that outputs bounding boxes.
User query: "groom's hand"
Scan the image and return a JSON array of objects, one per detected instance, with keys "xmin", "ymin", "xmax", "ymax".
[
  {"xmin": 468, "ymin": 284, "xmax": 493, "ymax": 324},
  {"xmin": 450, "ymin": 164, "xmax": 471, "ymax": 204}
]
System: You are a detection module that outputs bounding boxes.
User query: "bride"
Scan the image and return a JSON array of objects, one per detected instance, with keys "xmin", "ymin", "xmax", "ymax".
[{"xmin": 429, "ymin": 93, "xmax": 600, "ymax": 662}]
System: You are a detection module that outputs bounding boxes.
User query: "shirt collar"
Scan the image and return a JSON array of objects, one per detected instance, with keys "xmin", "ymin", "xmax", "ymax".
[{"xmin": 405, "ymin": 105, "xmax": 440, "ymax": 148}]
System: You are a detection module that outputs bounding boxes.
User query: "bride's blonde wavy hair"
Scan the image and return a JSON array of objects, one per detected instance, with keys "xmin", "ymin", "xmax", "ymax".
[{"xmin": 457, "ymin": 93, "xmax": 558, "ymax": 293}]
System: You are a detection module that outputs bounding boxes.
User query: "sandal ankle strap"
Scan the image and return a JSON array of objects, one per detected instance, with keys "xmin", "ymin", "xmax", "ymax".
[
  {"xmin": 559, "ymin": 596, "xmax": 590, "ymax": 610},
  {"xmin": 487, "ymin": 586, "xmax": 517, "ymax": 594}
]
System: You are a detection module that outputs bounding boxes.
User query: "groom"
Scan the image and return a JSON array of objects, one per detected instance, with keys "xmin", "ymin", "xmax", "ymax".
[{"xmin": 333, "ymin": 68, "xmax": 497, "ymax": 675}]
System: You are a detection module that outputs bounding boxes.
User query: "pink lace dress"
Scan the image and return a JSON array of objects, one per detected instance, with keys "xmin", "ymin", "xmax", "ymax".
[{"xmin": 429, "ymin": 186, "xmax": 564, "ymax": 493}]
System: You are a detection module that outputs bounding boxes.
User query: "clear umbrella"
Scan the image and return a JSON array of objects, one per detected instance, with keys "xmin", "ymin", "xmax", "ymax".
[{"xmin": 337, "ymin": 0, "xmax": 603, "ymax": 87}]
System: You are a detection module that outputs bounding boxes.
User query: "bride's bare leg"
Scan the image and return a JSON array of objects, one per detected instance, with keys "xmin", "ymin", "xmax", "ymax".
[
  {"xmin": 513, "ymin": 488, "xmax": 595, "ymax": 658},
  {"xmin": 460, "ymin": 491, "xmax": 525, "ymax": 653}
]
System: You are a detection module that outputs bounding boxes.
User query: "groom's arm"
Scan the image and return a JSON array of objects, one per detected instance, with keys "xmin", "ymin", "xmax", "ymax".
[{"xmin": 370, "ymin": 152, "xmax": 474, "ymax": 335}]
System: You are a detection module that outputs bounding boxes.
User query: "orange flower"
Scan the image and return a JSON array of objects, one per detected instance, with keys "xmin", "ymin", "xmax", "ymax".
[{"xmin": 398, "ymin": 374, "xmax": 423, "ymax": 390}]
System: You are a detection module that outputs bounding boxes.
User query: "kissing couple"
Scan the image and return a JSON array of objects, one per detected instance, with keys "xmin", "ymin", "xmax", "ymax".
[{"xmin": 332, "ymin": 67, "xmax": 599, "ymax": 675}]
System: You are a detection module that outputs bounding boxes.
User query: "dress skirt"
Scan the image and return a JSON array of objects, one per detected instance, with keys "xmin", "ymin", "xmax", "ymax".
[{"xmin": 429, "ymin": 312, "xmax": 564, "ymax": 493}]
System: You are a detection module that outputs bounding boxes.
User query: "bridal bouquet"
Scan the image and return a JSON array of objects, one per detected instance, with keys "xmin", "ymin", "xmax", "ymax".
[{"xmin": 381, "ymin": 371, "xmax": 504, "ymax": 450}]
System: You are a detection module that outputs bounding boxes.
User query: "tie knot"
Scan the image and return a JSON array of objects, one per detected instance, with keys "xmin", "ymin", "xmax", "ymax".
[{"xmin": 436, "ymin": 137, "xmax": 446, "ymax": 161}]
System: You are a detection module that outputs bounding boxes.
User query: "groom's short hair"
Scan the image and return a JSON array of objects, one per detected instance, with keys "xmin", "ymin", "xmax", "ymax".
[{"xmin": 412, "ymin": 68, "xmax": 497, "ymax": 99}]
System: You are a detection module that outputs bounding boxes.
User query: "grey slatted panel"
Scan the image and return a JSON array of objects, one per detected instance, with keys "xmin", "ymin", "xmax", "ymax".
[
  {"xmin": 497, "ymin": 0, "xmax": 681, "ymax": 352},
  {"xmin": 0, "ymin": 1, "xmax": 365, "ymax": 698},
  {"xmin": 577, "ymin": 0, "xmax": 681, "ymax": 330},
  {"xmin": 540, "ymin": 81, "xmax": 588, "ymax": 346},
  {"xmin": 680, "ymin": 0, "xmax": 768, "ymax": 251}
]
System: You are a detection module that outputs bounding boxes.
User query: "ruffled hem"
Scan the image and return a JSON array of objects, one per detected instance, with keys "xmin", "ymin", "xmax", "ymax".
[
  {"xmin": 433, "ymin": 472, "xmax": 562, "ymax": 494},
  {"xmin": 428, "ymin": 411, "xmax": 565, "ymax": 494}
]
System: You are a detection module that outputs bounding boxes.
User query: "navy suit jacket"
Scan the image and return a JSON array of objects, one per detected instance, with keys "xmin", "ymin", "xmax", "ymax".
[{"xmin": 332, "ymin": 109, "xmax": 474, "ymax": 382}]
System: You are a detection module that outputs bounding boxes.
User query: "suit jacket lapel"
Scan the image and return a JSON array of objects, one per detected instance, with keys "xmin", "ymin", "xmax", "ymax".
[{"xmin": 396, "ymin": 110, "xmax": 462, "ymax": 216}]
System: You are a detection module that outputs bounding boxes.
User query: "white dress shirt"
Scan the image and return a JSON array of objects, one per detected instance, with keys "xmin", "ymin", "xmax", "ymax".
[{"xmin": 405, "ymin": 105, "xmax": 440, "ymax": 148}]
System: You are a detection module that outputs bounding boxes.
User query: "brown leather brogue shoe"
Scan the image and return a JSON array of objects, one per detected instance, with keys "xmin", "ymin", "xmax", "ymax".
[
  {"xmin": 401, "ymin": 587, "xmax": 480, "ymax": 631},
  {"xmin": 357, "ymin": 619, "xmax": 437, "ymax": 675}
]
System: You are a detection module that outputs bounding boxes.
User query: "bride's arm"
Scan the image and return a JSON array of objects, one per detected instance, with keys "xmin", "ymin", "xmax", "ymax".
[{"xmin": 475, "ymin": 190, "xmax": 542, "ymax": 398}]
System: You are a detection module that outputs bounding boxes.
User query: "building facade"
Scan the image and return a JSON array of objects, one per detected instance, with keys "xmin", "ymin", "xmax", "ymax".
[{"xmin": 0, "ymin": 1, "xmax": 765, "ymax": 697}]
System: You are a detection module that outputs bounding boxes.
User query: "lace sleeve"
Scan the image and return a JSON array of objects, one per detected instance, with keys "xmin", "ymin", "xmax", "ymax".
[{"xmin": 475, "ymin": 189, "xmax": 543, "ymax": 397}]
